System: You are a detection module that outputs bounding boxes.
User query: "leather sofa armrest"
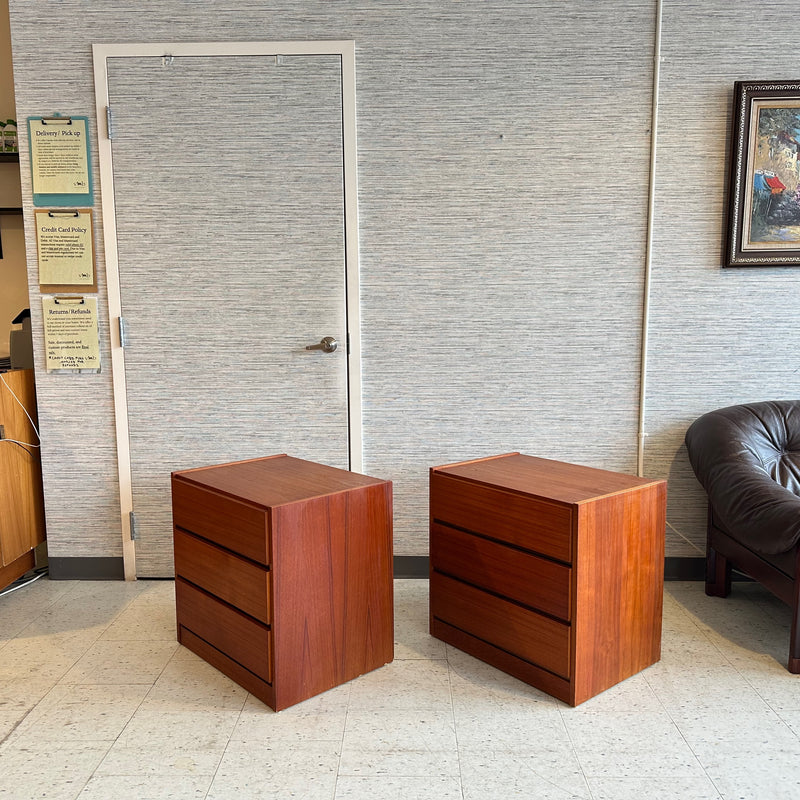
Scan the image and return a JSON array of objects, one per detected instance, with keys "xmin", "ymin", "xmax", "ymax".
[{"xmin": 685, "ymin": 403, "xmax": 800, "ymax": 556}]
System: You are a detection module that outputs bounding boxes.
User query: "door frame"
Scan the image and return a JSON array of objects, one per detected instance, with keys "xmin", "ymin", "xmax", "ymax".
[{"xmin": 92, "ymin": 41, "xmax": 363, "ymax": 580}]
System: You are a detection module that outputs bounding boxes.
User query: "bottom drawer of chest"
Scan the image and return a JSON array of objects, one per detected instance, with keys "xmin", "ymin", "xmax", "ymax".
[
  {"xmin": 176, "ymin": 578, "xmax": 272, "ymax": 683},
  {"xmin": 430, "ymin": 572, "xmax": 570, "ymax": 679}
]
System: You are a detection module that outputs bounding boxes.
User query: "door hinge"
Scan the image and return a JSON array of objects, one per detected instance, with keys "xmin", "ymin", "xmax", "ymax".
[
  {"xmin": 106, "ymin": 106, "xmax": 115, "ymax": 140},
  {"xmin": 129, "ymin": 510, "xmax": 140, "ymax": 541},
  {"xmin": 118, "ymin": 316, "xmax": 129, "ymax": 348}
]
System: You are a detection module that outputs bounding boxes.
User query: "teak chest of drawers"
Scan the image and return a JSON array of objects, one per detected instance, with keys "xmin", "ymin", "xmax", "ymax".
[
  {"xmin": 172, "ymin": 454, "xmax": 394, "ymax": 711},
  {"xmin": 429, "ymin": 452, "xmax": 666, "ymax": 706}
]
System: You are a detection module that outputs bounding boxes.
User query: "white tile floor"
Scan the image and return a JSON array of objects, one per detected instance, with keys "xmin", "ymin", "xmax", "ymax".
[{"xmin": 1, "ymin": 577, "xmax": 800, "ymax": 799}]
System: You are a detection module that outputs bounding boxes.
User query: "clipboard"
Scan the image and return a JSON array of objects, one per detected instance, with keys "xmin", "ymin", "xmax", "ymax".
[
  {"xmin": 27, "ymin": 115, "xmax": 93, "ymax": 207},
  {"xmin": 36, "ymin": 209, "xmax": 97, "ymax": 292},
  {"xmin": 41, "ymin": 294, "xmax": 101, "ymax": 374}
]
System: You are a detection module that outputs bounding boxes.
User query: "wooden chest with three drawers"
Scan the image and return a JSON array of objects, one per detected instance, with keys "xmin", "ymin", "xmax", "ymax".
[
  {"xmin": 429, "ymin": 452, "xmax": 666, "ymax": 706},
  {"xmin": 172, "ymin": 454, "xmax": 394, "ymax": 711}
]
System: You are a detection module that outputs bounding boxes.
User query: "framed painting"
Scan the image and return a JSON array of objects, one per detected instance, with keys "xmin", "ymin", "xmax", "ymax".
[{"xmin": 726, "ymin": 81, "xmax": 800, "ymax": 267}]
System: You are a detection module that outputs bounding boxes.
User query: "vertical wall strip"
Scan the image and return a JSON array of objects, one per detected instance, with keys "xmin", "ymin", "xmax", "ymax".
[{"xmin": 637, "ymin": 0, "xmax": 663, "ymax": 477}]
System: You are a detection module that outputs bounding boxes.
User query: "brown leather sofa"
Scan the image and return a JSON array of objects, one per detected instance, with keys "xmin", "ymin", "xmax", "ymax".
[{"xmin": 685, "ymin": 399, "xmax": 800, "ymax": 673}]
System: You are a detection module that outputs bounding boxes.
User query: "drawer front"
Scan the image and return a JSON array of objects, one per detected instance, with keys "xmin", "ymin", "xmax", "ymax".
[
  {"xmin": 176, "ymin": 578, "xmax": 272, "ymax": 683},
  {"xmin": 174, "ymin": 528, "xmax": 271, "ymax": 624},
  {"xmin": 172, "ymin": 476, "xmax": 269, "ymax": 565},
  {"xmin": 430, "ymin": 522, "xmax": 571, "ymax": 621},
  {"xmin": 430, "ymin": 472, "xmax": 572, "ymax": 562},
  {"xmin": 430, "ymin": 572, "xmax": 570, "ymax": 679}
]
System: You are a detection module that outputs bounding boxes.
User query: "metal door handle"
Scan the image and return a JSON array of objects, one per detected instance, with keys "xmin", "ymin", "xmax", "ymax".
[{"xmin": 305, "ymin": 336, "xmax": 338, "ymax": 353}]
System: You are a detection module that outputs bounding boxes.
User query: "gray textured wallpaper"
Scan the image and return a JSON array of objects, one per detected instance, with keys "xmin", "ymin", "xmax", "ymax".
[
  {"xmin": 8, "ymin": 0, "xmax": 797, "ymax": 574},
  {"xmin": 645, "ymin": 1, "xmax": 800, "ymax": 557}
]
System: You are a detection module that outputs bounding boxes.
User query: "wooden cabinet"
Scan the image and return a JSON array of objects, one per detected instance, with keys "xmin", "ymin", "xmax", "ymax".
[
  {"xmin": 0, "ymin": 151, "xmax": 23, "ymax": 214},
  {"xmin": 0, "ymin": 369, "xmax": 46, "ymax": 590},
  {"xmin": 172, "ymin": 454, "xmax": 394, "ymax": 711},
  {"xmin": 429, "ymin": 452, "xmax": 666, "ymax": 706}
]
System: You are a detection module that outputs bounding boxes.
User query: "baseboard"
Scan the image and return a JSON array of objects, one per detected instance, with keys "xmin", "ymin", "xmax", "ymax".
[
  {"xmin": 45, "ymin": 555, "xmax": 711, "ymax": 582},
  {"xmin": 393, "ymin": 556, "xmax": 429, "ymax": 578},
  {"xmin": 48, "ymin": 556, "xmax": 125, "ymax": 580},
  {"xmin": 663, "ymin": 556, "xmax": 705, "ymax": 580},
  {"xmin": 395, "ymin": 556, "xmax": 710, "ymax": 581},
  {"xmin": 48, "ymin": 555, "xmax": 428, "ymax": 580}
]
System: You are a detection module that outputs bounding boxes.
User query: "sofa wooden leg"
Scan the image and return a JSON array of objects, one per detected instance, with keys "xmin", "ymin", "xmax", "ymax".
[
  {"xmin": 790, "ymin": 564, "xmax": 800, "ymax": 674},
  {"xmin": 789, "ymin": 631, "xmax": 800, "ymax": 672},
  {"xmin": 706, "ymin": 544, "xmax": 731, "ymax": 598}
]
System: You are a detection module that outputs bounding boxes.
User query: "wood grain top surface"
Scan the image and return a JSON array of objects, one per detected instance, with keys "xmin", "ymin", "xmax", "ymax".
[
  {"xmin": 432, "ymin": 452, "xmax": 665, "ymax": 505},
  {"xmin": 172, "ymin": 454, "xmax": 389, "ymax": 508}
]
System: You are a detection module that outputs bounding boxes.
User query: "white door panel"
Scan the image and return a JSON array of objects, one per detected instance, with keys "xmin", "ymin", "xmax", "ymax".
[{"xmin": 95, "ymin": 44, "xmax": 361, "ymax": 577}]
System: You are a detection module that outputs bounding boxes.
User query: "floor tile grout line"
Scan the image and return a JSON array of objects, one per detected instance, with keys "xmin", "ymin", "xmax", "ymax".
[
  {"xmin": 84, "ymin": 583, "xmax": 178, "ymax": 791},
  {"xmin": 668, "ymin": 584, "xmax": 800, "ymax": 732},
  {"xmin": 556, "ymin": 701, "xmax": 597, "ymax": 800},
  {"xmin": 5, "ymin": 579, "xmax": 800, "ymax": 798},
  {"xmin": 0, "ymin": 582, "xmax": 128, "ymax": 752},
  {"xmin": 0, "ymin": 702, "xmax": 41, "ymax": 749},
  {"xmin": 333, "ymin": 688, "xmax": 351, "ymax": 800},
  {"xmin": 88, "ymin": 614, "xmax": 165, "ymax": 792},
  {"xmin": 8, "ymin": 582, "xmax": 164, "ymax": 799},
  {"xmin": 716, "ymin": 628, "xmax": 800, "ymax": 747},
  {"xmin": 0, "ymin": 579, "xmax": 77, "ymax": 641},
  {"xmin": 644, "ymin": 597, "xmax": 779, "ymax": 800},
  {"xmin": 11, "ymin": 578, "xmax": 148, "ymax": 648},
  {"xmin": 198, "ymin": 683, "xmax": 250, "ymax": 800},
  {"xmin": 443, "ymin": 642, "xmax": 467, "ymax": 799},
  {"xmin": 640, "ymin": 668, "xmax": 726, "ymax": 799}
]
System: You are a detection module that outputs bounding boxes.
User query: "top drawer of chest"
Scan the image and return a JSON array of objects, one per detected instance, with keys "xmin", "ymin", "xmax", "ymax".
[
  {"xmin": 430, "ymin": 472, "xmax": 572, "ymax": 563},
  {"xmin": 171, "ymin": 476, "xmax": 270, "ymax": 565}
]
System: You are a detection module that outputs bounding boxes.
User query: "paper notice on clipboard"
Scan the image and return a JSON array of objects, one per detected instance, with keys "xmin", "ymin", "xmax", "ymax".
[
  {"xmin": 36, "ymin": 209, "xmax": 96, "ymax": 290},
  {"xmin": 42, "ymin": 295, "xmax": 101, "ymax": 373},
  {"xmin": 28, "ymin": 116, "xmax": 93, "ymax": 206}
]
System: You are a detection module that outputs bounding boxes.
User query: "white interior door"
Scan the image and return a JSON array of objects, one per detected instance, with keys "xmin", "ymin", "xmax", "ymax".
[{"xmin": 94, "ymin": 42, "xmax": 362, "ymax": 578}]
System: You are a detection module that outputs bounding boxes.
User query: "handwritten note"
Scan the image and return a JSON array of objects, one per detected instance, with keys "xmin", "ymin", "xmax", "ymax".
[{"xmin": 42, "ymin": 295, "xmax": 101, "ymax": 373}]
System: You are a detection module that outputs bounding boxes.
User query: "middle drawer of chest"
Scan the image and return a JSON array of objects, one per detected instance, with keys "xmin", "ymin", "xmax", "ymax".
[
  {"xmin": 173, "ymin": 527, "xmax": 271, "ymax": 624},
  {"xmin": 430, "ymin": 523, "xmax": 572, "ymax": 622}
]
